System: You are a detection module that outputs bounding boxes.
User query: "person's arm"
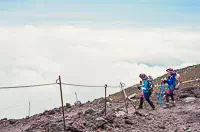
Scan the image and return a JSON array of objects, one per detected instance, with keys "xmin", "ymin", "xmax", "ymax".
[
  {"xmin": 164, "ymin": 80, "xmax": 169, "ymax": 84},
  {"xmin": 162, "ymin": 77, "xmax": 169, "ymax": 84},
  {"xmin": 172, "ymin": 72, "xmax": 177, "ymax": 79},
  {"xmin": 137, "ymin": 81, "xmax": 142, "ymax": 90},
  {"xmin": 137, "ymin": 86, "xmax": 141, "ymax": 90}
]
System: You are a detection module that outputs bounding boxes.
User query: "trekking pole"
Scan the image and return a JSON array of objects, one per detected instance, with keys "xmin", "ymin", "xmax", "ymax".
[{"xmin": 159, "ymin": 83, "xmax": 165, "ymax": 107}]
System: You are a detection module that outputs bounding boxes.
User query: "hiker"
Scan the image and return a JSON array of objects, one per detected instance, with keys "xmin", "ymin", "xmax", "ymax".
[
  {"xmin": 138, "ymin": 74, "xmax": 155, "ymax": 110},
  {"xmin": 162, "ymin": 68, "xmax": 177, "ymax": 107}
]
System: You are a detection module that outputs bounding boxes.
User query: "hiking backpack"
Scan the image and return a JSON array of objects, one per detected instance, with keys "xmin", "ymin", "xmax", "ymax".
[
  {"xmin": 147, "ymin": 75, "xmax": 154, "ymax": 92},
  {"xmin": 175, "ymin": 73, "xmax": 181, "ymax": 90}
]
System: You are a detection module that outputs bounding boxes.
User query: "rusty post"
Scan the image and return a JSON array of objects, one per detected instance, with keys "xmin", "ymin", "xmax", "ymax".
[
  {"xmin": 75, "ymin": 92, "xmax": 78, "ymax": 102},
  {"xmin": 58, "ymin": 76, "xmax": 66, "ymax": 131},
  {"xmin": 28, "ymin": 101, "xmax": 31, "ymax": 117},
  {"xmin": 120, "ymin": 82, "xmax": 128, "ymax": 113},
  {"xmin": 104, "ymin": 84, "xmax": 107, "ymax": 116},
  {"xmin": 47, "ymin": 121, "xmax": 50, "ymax": 132}
]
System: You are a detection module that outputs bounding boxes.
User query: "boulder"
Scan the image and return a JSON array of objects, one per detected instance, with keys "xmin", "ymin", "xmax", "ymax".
[
  {"xmin": 66, "ymin": 103, "xmax": 72, "ymax": 108},
  {"xmin": 158, "ymin": 123, "xmax": 166, "ymax": 129},
  {"xmin": 106, "ymin": 98, "xmax": 113, "ymax": 103},
  {"xmin": 84, "ymin": 108, "xmax": 96, "ymax": 115},
  {"xmin": 77, "ymin": 111, "xmax": 84, "ymax": 116},
  {"xmin": 1, "ymin": 118, "xmax": 7, "ymax": 121},
  {"xmin": 74, "ymin": 101, "xmax": 82, "ymax": 106},
  {"xmin": 184, "ymin": 127, "xmax": 192, "ymax": 132},
  {"xmin": 125, "ymin": 119, "xmax": 134, "ymax": 125},
  {"xmin": 95, "ymin": 117, "xmax": 108, "ymax": 129},
  {"xmin": 184, "ymin": 97, "xmax": 196, "ymax": 103},
  {"xmin": 69, "ymin": 119, "xmax": 85, "ymax": 131},
  {"xmin": 54, "ymin": 108, "xmax": 60, "ymax": 112},
  {"xmin": 116, "ymin": 111, "xmax": 126, "ymax": 117},
  {"xmin": 104, "ymin": 113, "xmax": 116, "ymax": 123},
  {"xmin": 9, "ymin": 119, "xmax": 16, "ymax": 125},
  {"xmin": 47, "ymin": 110, "xmax": 56, "ymax": 115},
  {"xmin": 66, "ymin": 126, "xmax": 83, "ymax": 132},
  {"xmin": 128, "ymin": 93, "xmax": 137, "ymax": 99}
]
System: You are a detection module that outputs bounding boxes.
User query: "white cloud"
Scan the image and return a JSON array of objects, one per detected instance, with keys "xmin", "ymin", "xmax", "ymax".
[{"xmin": 0, "ymin": 25, "xmax": 199, "ymax": 118}]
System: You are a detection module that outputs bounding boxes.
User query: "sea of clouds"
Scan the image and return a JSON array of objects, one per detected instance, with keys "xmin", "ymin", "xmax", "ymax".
[{"xmin": 0, "ymin": 25, "xmax": 199, "ymax": 118}]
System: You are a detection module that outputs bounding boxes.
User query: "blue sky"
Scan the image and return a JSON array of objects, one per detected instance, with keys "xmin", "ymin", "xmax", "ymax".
[{"xmin": 0, "ymin": 0, "xmax": 200, "ymax": 27}]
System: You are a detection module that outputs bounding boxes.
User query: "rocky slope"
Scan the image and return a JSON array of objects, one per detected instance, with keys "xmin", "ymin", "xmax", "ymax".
[
  {"xmin": 110, "ymin": 64, "xmax": 200, "ymax": 102},
  {"xmin": 0, "ymin": 65, "xmax": 200, "ymax": 132}
]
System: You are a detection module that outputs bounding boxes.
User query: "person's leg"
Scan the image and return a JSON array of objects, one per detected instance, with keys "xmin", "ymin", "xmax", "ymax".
[
  {"xmin": 166, "ymin": 90, "xmax": 170, "ymax": 103},
  {"xmin": 144, "ymin": 92, "xmax": 155, "ymax": 110},
  {"xmin": 165, "ymin": 90, "xmax": 171, "ymax": 107},
  {"xmin": 170, "ymin": 93, "xmax": 174, "ymax": 101},
  {"xmin": 139, "ymin": 97, "xmax": 144, "ymax": 109},
  {"xmin": 149, "ymin": 91, "xmax": 152, "ymax": 96},
  {"xmin": 146, "ymin": 98, "xmax": 155, "ymax": 110},
  {"xmin": 170, "ymin": 90, "xmax": 176, "ymax": 106},
  {"xmin": 170, "ymin": 86, "xmax": 175, "ymax": 101},
  {"xmin": 138, "ymin": 94, "xmax": 144, "ymax": 109}
]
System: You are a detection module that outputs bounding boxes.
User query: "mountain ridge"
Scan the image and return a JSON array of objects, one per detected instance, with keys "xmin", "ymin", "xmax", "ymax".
[{"xmin": 0, "ymin": 64, "xmax": 200, "ymax": 132}]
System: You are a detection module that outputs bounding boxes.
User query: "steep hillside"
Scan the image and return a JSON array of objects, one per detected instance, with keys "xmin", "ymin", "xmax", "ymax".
[
  {"xmin": 109, "ymin": 64, "xmax": 200, "ymax": 101},
  {"xmin": 0, "ymin": 64, "xmax": 200, "ymax": 132}
]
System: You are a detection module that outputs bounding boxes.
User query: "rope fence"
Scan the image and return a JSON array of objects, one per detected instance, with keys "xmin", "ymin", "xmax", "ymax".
[
  {"xmin": 0, "ymin": 78, "xmax": 198, "ymax": 90},
  {"xmin": 0, "ymin": 76, "xmax": 199, "ymax": 132},
  {"xmin": 0, "ymin": 83, "xmax": 120, "ymax": 89},
  {"xmin": 0, "ymin": 83, "xmax": 57, "ymax": 89},
  {"xmin": 0, "ymin": 76, "xmax": 123, "ymax": 132}
]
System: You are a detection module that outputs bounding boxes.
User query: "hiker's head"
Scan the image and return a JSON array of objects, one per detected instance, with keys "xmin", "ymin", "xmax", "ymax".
[
  {"xmin": 139, "ymin": 74, "xmax": 148, "ymax": 80},
  {"xmin": 166, "ymin": 68, "xmax": 174, "ymax": 75}
]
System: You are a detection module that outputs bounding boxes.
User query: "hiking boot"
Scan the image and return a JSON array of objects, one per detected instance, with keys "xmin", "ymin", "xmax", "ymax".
[
  {"xmin": 150, "ymin": 104, "xmax": 155, "ymax": 110},
  {"xmin": 152, "ymin": 106, "xmax": 155, "ymax": 110},
  {"xmin": 163, "ymin": 103, "xmax": 170, "ymax": 109},
  {"xmin": 172, "ymin": 101, "xmax": 176, "ymax": 107},
  {"xmin": 137, "ymin": 106, "xmax": 143, "ymax": 110}
]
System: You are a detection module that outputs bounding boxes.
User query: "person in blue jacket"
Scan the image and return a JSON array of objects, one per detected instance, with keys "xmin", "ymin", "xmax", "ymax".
[
  {"xmin": 138, "ymin": 74, "xmax": 155, "ymax": 110},
  {"xmin": 162, "ymin": 68, "xmax": 176, "ymax": 107}
]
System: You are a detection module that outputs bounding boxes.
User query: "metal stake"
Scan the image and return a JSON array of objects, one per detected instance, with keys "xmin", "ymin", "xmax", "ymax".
[
  {"xmin": 120, "ymin": 82, "xmax": 128, "ymax": 113},
  {"xmin": 28, "ymin": 101, "xmax": 31, "ymax": 117},
  {"xmin": 57, "ymin": 76, "xmax": 66, "ymax": 131},
  {"xmin": 75, "ymin": 92, "xmax": 78, "ymax": 102},
  {"xmin": 104, "ymin": 84, "xmax": 107, "ymax": 115}
]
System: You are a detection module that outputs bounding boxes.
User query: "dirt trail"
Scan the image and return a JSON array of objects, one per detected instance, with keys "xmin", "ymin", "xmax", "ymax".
[{"xmin": 0, "ymin": 86, "xmax": 200, "ymax": 132}]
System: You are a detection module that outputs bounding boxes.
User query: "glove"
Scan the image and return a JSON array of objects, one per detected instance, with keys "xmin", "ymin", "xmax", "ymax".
[
  {"xmin": 161, "ymin": 78, "xmax": 167, "ymax": 83},
  {"xmin": 137, "ymin": 86, "xmax": 141, "ymax": 90}
]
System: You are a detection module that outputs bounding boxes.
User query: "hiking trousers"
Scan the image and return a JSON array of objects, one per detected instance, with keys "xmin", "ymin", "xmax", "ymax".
[
  {"xmin": 166, "ymin": 92, "xmax": 174, "ymax": 103},
  {"xmin": 166, "ymin": 88, "xmax": 175, "ymax": 103},
  {"xmin": 139, "ymin": 92, "xmax": 155, "ymax": 109}
]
